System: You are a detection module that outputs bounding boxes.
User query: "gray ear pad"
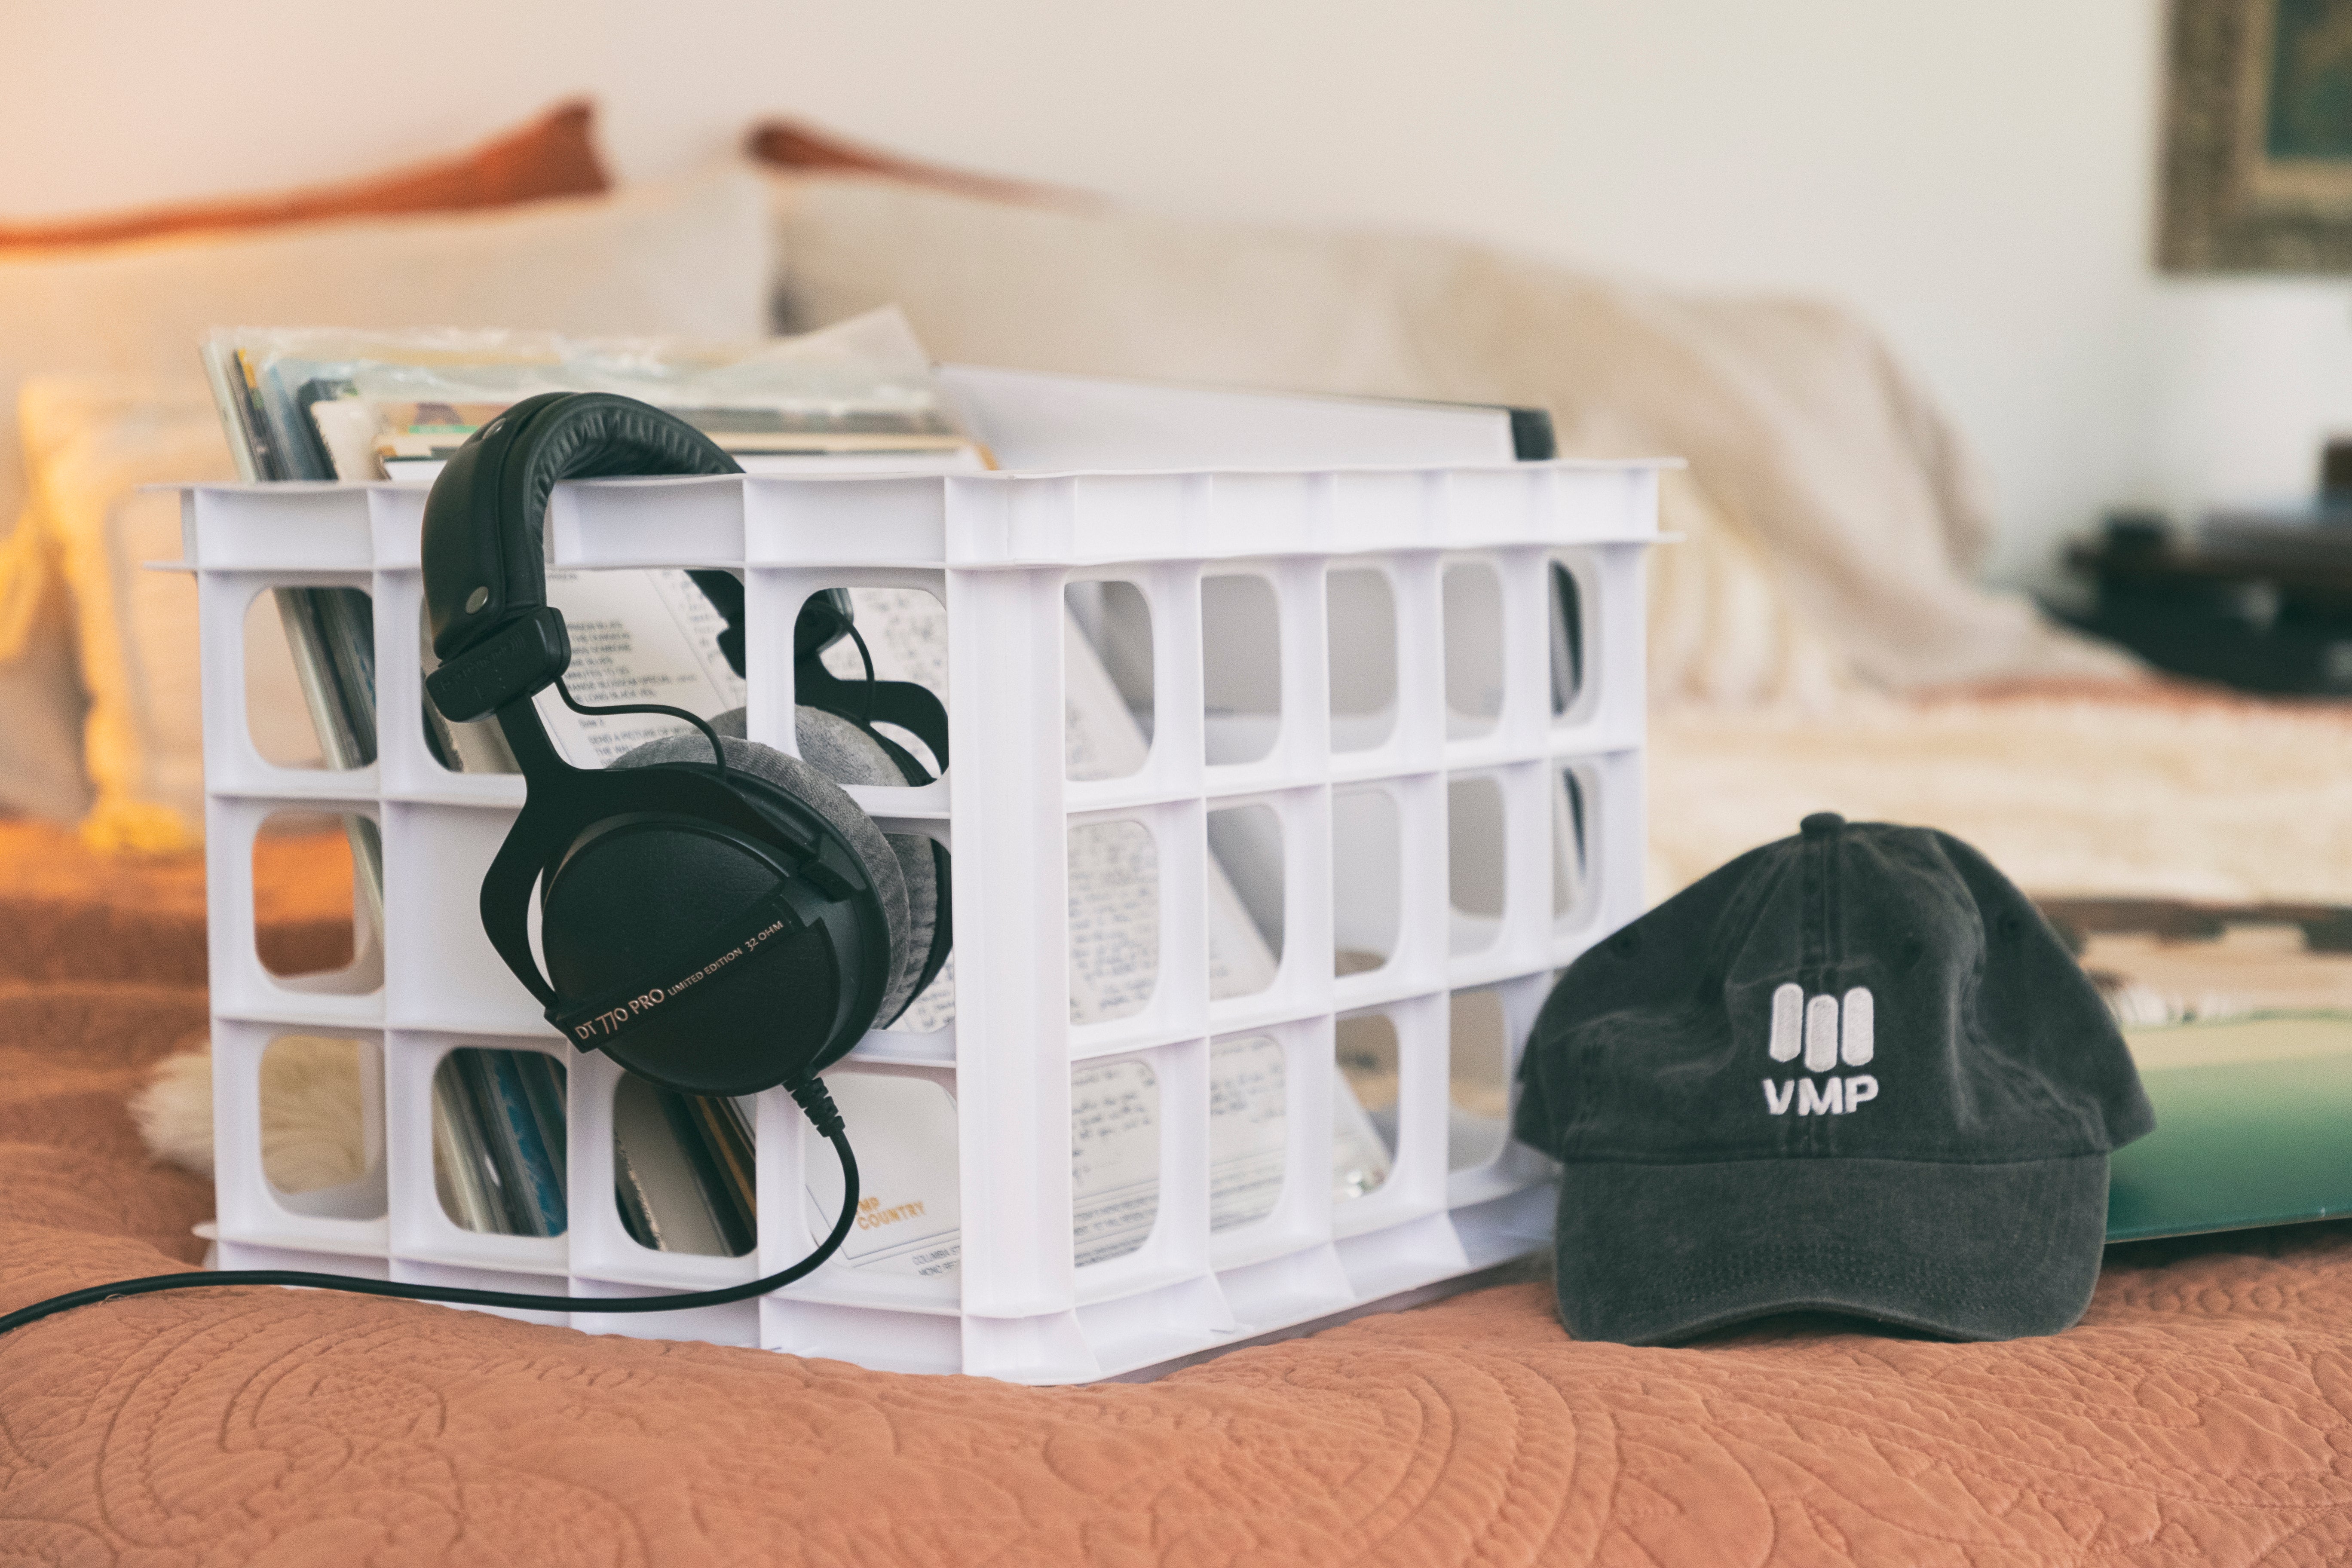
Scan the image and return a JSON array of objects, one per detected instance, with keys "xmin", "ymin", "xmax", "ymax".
[
  {"xmin": 611, "ymin": 721, "xmax": 915, "ymax": 1023},
  {"xmin": 784, "ymin": 707, "xmax": 940, "ymax": 1024}
]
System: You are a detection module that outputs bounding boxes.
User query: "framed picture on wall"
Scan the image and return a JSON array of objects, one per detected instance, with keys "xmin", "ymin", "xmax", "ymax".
[{"xmin": 2162, "ymin": 0, "xmax": 2352, "ymax": 271}]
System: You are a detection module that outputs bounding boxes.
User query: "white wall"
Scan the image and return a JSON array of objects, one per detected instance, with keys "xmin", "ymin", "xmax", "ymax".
[{"xmin": 5, "ymin": 0, "xmax": 2344, "ymax": 587}]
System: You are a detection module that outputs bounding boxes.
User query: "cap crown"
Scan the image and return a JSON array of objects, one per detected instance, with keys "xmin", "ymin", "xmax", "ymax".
[{"xmin": 1516, "ymin": 818, "xmax": 2154, "ymax": 1166}]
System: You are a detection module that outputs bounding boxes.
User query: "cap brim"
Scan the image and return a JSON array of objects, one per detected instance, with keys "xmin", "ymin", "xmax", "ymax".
[{"xmin": 1551, "ymin": 1153, "xmax": 2110, "ymax": 1346}]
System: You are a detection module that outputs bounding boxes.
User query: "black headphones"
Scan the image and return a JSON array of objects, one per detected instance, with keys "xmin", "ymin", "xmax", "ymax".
[
  {"xmin": 1, "ymin": 393, "xmax": 943, "ymax": 1338},
  {"xmin": 419, "ymin": 390, "xmax": 951, "ymax": 1099}
]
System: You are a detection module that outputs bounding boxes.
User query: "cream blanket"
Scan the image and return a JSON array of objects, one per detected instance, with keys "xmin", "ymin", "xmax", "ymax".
[{"xmin": 1648, "ymin": 688, "xmax": 2352, "ymax": 905}]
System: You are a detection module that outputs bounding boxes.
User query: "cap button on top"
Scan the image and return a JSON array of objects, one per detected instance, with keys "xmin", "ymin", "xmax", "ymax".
[{"xmin": 1800, "ymin": 812, "xmax": 1845, "ymax": 839}]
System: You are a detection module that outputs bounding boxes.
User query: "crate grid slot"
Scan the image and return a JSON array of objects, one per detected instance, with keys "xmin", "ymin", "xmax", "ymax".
[{"xmin": 186, "ymin": 441, "xmax": 1658, "ymax": 1385}]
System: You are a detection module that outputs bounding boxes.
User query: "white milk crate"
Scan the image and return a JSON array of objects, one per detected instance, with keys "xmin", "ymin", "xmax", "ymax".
[{"xmin": 182, "ymin": 367, "xmax": 1663, "ymax": 1384}]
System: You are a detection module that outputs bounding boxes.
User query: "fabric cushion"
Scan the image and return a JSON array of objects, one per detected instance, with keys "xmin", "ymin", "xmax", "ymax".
[
  {"xmin": 0, "ymin": 171, "xmax": 772, "ymax": 822},
  {"xmin": 0, "ymin": 531, "xmax": 85, "ymax": 821},
  {"xmin": 0, "ymin": 101, "xmax": 606, "ymax": 250},
  {"xmin": 767, "ymin": 173, "xmax": 2135, "ymax": 700},
  {"xmin": 15, "ymin": 380, "xmax": 323, "ymax": 849}
]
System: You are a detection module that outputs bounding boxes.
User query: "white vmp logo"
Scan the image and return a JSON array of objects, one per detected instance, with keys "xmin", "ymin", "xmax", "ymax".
[{"xmin": 1763, "ymin": 983, "xmax": 1879, "ymax": 1115}]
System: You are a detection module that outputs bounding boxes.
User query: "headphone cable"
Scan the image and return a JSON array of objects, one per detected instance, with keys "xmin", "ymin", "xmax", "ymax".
[
  {"xmin": 554, "ymin": 677, "xmax": 729, "ymax": 774},
  {"xmin": 841, "ymin": 623, "xmax": 878, "ymax": 728},
  {"xmin": 0, "ymin": 1080, "xmax": 857, "ymax": 1339}
]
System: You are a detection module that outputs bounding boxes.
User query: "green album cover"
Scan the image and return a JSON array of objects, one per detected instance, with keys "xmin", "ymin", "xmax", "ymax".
[{"xmin": 2107, "ymin": 1013, "xmax": 2352, "ymax": 1241}]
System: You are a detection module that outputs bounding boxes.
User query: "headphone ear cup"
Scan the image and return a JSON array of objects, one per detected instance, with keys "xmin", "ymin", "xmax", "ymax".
[
  {"xmin": 833, "ymin": 723, "xmax": 951, "ymax": 1020},
  {"xmin": 775, "ymin": 707, "xmax": 941, "ymax": 1023},
  {"xmin": 631, "ymin": 707, "xmax": 945, "ymax": 1026},
  {"xmin": 611, "ymin": 731, "xmax": 914, "ymax": 1014}
]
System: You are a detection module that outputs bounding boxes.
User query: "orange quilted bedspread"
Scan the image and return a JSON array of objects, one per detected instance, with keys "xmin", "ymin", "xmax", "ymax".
[{"xmin": 2, "ymin": 821, "xmax": 2349, "ymax": 1566}]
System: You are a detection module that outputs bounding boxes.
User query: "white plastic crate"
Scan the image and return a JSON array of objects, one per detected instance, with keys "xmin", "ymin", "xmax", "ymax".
[{"xmin": 182, "ymin": 368, "xmax": 1663, "ymax": 1384}]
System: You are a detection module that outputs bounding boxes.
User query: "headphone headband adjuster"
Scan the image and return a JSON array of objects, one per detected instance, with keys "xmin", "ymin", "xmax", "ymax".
[{"xmin": 426, "ymin": 606, "xmax": 571, "ymax": 723}]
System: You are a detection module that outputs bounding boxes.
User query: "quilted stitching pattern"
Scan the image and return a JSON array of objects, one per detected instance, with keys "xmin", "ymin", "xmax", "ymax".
[{"xmin": 2, "ymin": 823, "xmax": 2348, "ymax": 1566}]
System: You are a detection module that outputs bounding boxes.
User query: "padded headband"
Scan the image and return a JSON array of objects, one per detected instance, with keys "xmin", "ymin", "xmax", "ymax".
[
  {"xmin": 418, "ymin": 392, "xmax": 879, "ymax": 730},
  {"xmin": 424, "ymin": 392, "xmax": 743, "ymax": 665}
]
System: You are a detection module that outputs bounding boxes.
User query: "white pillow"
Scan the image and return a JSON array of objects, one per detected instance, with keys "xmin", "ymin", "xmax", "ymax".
[
  {"xmin": 772, "ymin": 174, "xmax": 1444, "ymax": 396},
  {"xmin": 768, "ymin": 174, "xmax": 2132, "ymax": 698},
  {"xmin": 18, "ymin": 379, "xmax": 329, "ymax": 847},
  {"xmin": 0, "ymin": 170, "xmax": 772, "ymax": 820},
  {"xmin": 766, "ymin": 174, "xmax": 1857, "ymax": 710}
]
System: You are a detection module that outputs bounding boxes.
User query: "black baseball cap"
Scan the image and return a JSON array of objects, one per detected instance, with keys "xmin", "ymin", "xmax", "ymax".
[{"xmin": 1515, "ymin": 813, "xmax": 2153, "ymax": 1346}]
